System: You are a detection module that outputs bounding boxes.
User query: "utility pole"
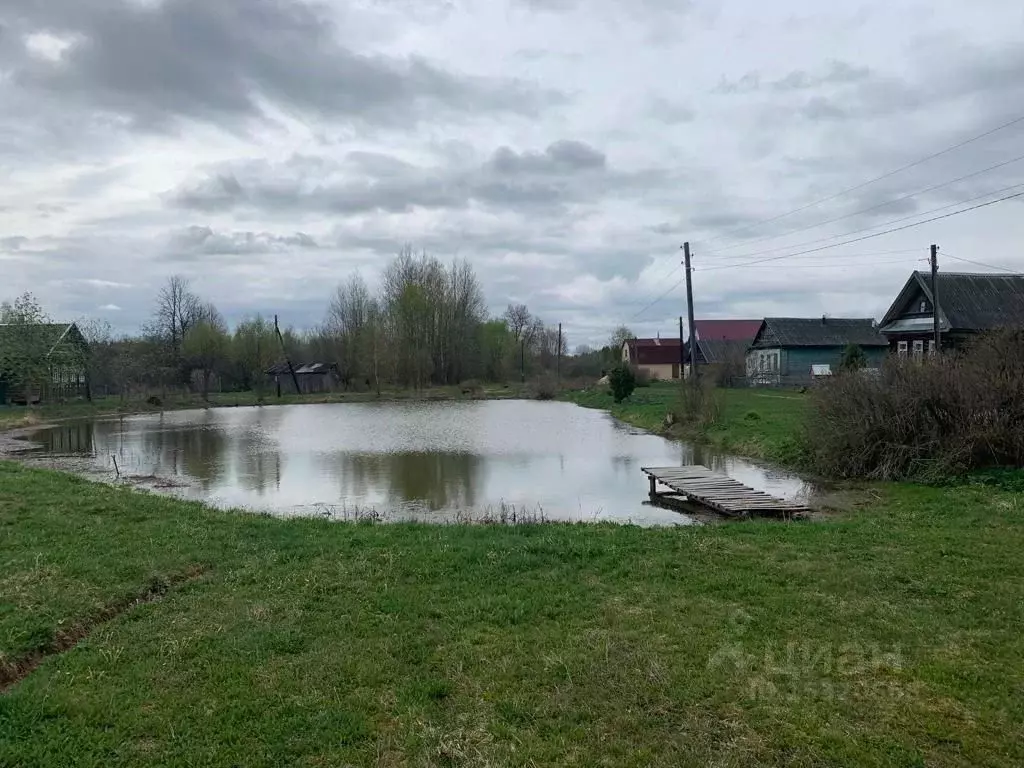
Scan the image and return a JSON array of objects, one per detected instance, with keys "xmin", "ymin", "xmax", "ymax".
[
  {"xmin": 678, "ymin": 316, "xmax": 685, "ymax": 381},
  {"xmin": 274, "ymin": 314, "xmax": 302, "ymax": 396},
  {"xmin": 930, "ymin": 244, "xmax": 941, "ymax": 354},
  {"xmin": 556, "ymin": 323, "xmax": 562, "ymax": 386},
  {"xmin": 682, "ymin": 242, "xmax": 698, "ymax": 383}
]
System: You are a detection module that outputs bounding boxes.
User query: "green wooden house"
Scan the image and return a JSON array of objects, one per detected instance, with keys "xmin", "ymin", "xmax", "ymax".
[
  {"xmin": 0, "ymin": 322, "xmax": 89, "ymax": 404},
  {"xmin": 746, "ymin": 317, "xmax": 888, "ymax": 386}
]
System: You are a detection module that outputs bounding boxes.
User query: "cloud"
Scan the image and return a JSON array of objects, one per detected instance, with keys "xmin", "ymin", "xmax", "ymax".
[
  {"xmin": 714, "ymin": 60, "xmax": 874, "ymax": 95},
  {"xmin": 170, "ymin": 139, "xmax": 643, "ymax": 219},
  {"xmin": 166, "ymin": 226, "xmax": 320, "ymax": 259},
  {"xmin": 1, "ymin": 0, "xmax": 563, "ymax": 136}
]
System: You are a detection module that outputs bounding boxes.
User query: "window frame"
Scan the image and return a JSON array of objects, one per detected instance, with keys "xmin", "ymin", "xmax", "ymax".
[{"xmin": 897, "ymin": 340, "xmax": 908, "ymax": 358}]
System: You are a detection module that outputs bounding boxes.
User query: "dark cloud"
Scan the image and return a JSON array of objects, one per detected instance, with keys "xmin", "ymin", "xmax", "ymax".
[
  {"xmin": 172, "ymin": 139, "xmax": 632, "ymax": 217},
  {"xmin": 1, "ymin": 0, "xmax": 562, "ymax": 134},
  {"xmin": 1, "ymin": 236, "xmax": 29, "ymax": 251},
  {"xmin": 166, "ymin": 226, "xmax": 320, "ymax": 259}
]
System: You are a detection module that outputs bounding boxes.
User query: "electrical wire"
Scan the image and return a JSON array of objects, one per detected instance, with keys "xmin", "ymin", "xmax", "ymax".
[
  {"xmin": 698, "ymin": 181, "xmax": 1024, "ymax": 264},
  {"xmin": 942, "ymin": 253, "xmax": 1021, "ymax": 274},
  {"xmin": 629, "ymin": 269, "xmax": 685, "ymax": 320},
  {"xmin": 700, "ymin": 152, "xmax": 1024, "ymax": 258},
  {"xmin": 696, "ymin": 191, "xmax": 1024, "ymax": 273},
  {"xmin": 693, "ymin": 112, "xmax": 1024, "ymax": 248}
]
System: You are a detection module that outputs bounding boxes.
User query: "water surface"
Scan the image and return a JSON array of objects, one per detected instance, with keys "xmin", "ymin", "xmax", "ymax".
[{"xmin": 26, "ymin": 401, "xmax": 813, "ymax": 525}]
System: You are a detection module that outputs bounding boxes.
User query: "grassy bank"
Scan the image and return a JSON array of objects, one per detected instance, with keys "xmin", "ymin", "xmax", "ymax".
[
  {"xmin": 564, "ymin": 383, "xmax": 811, "ymax": 465},
  {"xmin": 2, "ymin": 462, "xmax": 1023, "ymax": 766},
  {"xmin": 0, "ymin": 383, "xmax": 529, "ymax": 432}
]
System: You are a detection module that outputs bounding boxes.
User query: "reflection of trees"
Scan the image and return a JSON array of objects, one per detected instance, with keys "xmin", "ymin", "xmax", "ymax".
[
  {"xmin": 129, "ymin": 412, "xmax": 228, "ymax": 489},
  {"xmin": 681, "ymin": 443, "xmax": 728, "ymax": 472},
  {"xmin": 231, "ymin": 408, "xmax": 284, "ymax": 495},
  {"xmin": 325, "ymin": 451, "xmax": 483, "ymax": 510},
  {"xmin": 30, "ymin": 421, "xmax": 95, "ymax": 453}
]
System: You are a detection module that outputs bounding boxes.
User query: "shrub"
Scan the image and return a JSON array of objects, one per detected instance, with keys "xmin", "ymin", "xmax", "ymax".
[
  {"xmin": 459, "ymin": 379, "xmax": 483, "ymax": 395},
  {"xmin": 672, "ymin": 378, "xmax": 722, "ymax": 427},
  {"xmin": 807, "ymin": 330, "xmax": 1024, "ymax": 480},
  {"xmin": 608, "ymin": 365, "xmax": 636, "ymax": 403},
  {"xmin": 531, "ymin": 375, "xmax": 558, "ymax": 400},
  {"xmin": 633, "ymin": 366, "xmax": 652, "ymax": 388},
  {"xmin": 839, "ymin": 343, "xmax": 867, "ymax": 372}
]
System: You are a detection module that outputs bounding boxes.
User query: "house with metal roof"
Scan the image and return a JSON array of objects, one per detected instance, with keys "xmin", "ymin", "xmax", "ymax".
[
  {"xmin": 878, "ymin": 271, "xmax": 1024, "ymax": 358},
  {"xmin": 265, "ymin": 361, "xmax": 341, "ymax": 394},
  {"xmin": 621, "ymin": 338, "xmax": 682, "ymax": 380},
  {"xmin": 684, "ymin": 319, "xmax": 763, "ymax": 370},
  {"xmin": 746, "ymin": 317, "xmax": 888, "ymax": 385}
]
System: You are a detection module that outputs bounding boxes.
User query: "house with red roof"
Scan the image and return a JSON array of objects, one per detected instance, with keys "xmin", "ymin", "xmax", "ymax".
[{"xmin": 621, "ymin": 319, "xmax": 762, "ymax": 380}]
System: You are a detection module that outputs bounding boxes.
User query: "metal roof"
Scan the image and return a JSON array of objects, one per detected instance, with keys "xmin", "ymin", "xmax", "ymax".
[
  {"xmin": 880, "ymin": 271, "xmax": 1024, "ymax": 333},
  {"xmin": 693, "ymin": 319, "xmax": 762, "ymax": 342},
  {"xmin": 625, "ymin": 338, "xmax": 681, "ymax": 366},
  {"xmin": 751, "ymin": 317, "xmax": 888, "ymax": 349}
]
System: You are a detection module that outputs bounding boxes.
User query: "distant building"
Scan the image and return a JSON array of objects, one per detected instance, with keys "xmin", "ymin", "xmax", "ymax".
[
  {"xmin": 0, "ymin": 322, "xmax": 89, "ymax": 404},
  {"xmin": 621, "ymin": 338, "xmax": 682, "ymax": 380},
  {"xmin": 265, "ymin": 362, "xmax": 341, "ymax": 394},
  {"xmin": 746, "ymin": 317, "xmax": 888, "ymax": 386},
  {"xmin": 684, "ymin": 319, "xmax": 763, "ymax": 378},
  {"xmin": 879, "ymin": 271, "xmax": 1024, "ymax": 358}
]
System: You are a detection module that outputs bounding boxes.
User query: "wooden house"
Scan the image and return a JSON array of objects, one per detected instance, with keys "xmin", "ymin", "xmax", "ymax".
[
  {"xmin": 878, "ymin": 271, "xmax": 1024, "ymax": 357},
  {"xmin": 746, "ymin": 317, "xmax": 888, "ymax": 386},
  {"xmin": 0, "ymin": 322, "xmax": 89, "ymax": 404},
  {"xmin": 266, "ymin": 362, "xmax": 341, "ymax": 395}
]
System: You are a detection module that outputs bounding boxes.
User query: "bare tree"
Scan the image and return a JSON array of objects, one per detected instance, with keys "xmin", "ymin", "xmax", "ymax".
[
  {"xmin": 504, "ymin": 303, "xmax": 531, "ymax": 343},
  {"xmin": 153, "ymin": 275, "xmax": 200, "ymax": 383},
  {"xmin": 610, "ymin": 325, "xmax": 635, "ymax": 351}
]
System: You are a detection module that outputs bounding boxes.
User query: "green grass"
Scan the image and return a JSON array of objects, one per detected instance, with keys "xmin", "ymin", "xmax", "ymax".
[
  {"xmin": 2, "ymin": 462, "xmax": 1024, "ymax": 766},
  {"xmin": 564, "ymin": 383, "xmax": 811, "ymax": 465},
  {"xmin": 0, "ymin": 384, "xmax": 530, "ymax": 431}
]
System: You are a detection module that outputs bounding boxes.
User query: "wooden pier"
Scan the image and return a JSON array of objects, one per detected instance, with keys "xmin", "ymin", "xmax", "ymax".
[{"xmin": 642, "ymin": 465, "xmax": 810, "ymax": 518}]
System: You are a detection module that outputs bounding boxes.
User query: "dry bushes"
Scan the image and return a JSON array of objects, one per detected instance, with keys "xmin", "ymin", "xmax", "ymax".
[
  {"xmin": 672, "ymin": 378, "xmax": 722, "ymax": 428},
  {"xmin": 807, "ymin": 330, "xmax": 1024, "ymax": 480}
]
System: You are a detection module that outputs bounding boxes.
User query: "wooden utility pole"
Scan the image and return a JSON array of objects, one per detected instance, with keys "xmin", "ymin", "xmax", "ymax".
[
  {"xmin": 274, "ymin": 314, "xmax": 302, "ymax": 396},
  {"xmin": 682, "ymin": 242, "xmax": 698, "ymax": 383},
  {"xmin": 556, "ymin": 323, "xmax": 562, "ymax": 385},
  {"xmin": 930, "ymin": 244, "xmax": 941, "ymax": 354},
  {"xmin": 678, "ymin": 316, "xmax": 685, "ymax": 380}
]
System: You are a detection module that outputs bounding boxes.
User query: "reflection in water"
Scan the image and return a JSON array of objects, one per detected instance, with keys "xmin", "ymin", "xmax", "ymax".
[{"xmin": 26, "ymin": 401, "xmax": 815, "ymax": 525}]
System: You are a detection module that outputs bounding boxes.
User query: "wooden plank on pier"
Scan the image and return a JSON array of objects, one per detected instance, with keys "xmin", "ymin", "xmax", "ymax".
[{"xmin": 642, "ymin": 465, "xmax": 809, "ymax": 518}]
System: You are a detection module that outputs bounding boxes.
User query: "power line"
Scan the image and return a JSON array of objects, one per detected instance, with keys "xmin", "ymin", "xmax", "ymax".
[
  {"xmin": 943, "ymin": 253, "xmax": 1021, "ymax": 274},
  {"xmin": 697, "ymin": 191, "xmax": 1024, "ymax": 273},
  {"xmin": 693, "ymin": 112, "xmax": 1024, "ymax": 248},
  {"xmin": 630, "ymin": 269, "xmax": 684, "ymax": 320},
  {"xmin": 702, "ymin": 181, "xmax": 1024, "ymax": 265},
  {"xmin": 705, "ymin": 247, "xmax": 921, "ymax": 267},
  {"xmin": 700, "ymin": 152, "xmax": 1024, "ymax": 258}
]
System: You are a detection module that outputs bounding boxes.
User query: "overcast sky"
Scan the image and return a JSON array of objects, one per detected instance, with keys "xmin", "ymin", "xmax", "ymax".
[{"xmin": 3, "ymin": 0, "xmax": 1024, "ymax": 346}]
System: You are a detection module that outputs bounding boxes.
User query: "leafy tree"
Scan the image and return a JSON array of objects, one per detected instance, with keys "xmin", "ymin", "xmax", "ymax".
[
  {"xmin": 0, "ymin": 292, "xmax": 52, "ymax": 400},
  {"xmin": 608, "ymin": 364, "xmax": 636, "ymax": 403},
  {"xmin": 184, "ymin": 311, "xmax": 229, "ymax": 400},
  {"xmin": 840, "ymin": 343, "xmax": 867, "ymax": 372},
  {"xmin": 233, "ymin": 315, "xmax": 277, "ymax": 396}
]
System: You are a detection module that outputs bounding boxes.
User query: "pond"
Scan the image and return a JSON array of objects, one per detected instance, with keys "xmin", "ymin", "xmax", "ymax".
[{"xmin": 22, "ymin": 400, "xmax": 814, "ymax": 525}]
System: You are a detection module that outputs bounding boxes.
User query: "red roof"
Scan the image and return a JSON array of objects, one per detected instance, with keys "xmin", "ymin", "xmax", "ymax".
[
  {"xmin": 625, "ymin": 338, "xmax": 682, "ymax": 365},
  {"xmin": 694, "ymin": 319, "xmax": 762, "ymax": 342}
]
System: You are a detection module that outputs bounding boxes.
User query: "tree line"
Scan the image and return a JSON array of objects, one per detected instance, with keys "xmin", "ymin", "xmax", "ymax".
[{"xmin": 3, "ymin": 248, "xmax": 633, "ymax": 401}]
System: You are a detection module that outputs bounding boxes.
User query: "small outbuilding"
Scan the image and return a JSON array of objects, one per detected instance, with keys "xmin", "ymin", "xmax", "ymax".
[
  {"xmin": 266, "ymin": 361, "xmax": 341, "ymax": 395},
  {"xmin": 0, "ymin": 322, "xmax": 89, "ymax": 404}
]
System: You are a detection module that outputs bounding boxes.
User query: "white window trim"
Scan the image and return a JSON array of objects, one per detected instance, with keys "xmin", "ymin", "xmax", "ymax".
[{"xmin": 897, "ymin": 341, "xmax": 908, "ymax": 357}]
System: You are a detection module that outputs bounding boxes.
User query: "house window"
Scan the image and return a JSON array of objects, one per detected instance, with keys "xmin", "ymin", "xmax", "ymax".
[
  {"xmin": 897, "ymin": 341, "xmax": 908, "ymax": 358},
  {"xmin": 928, "ymin": 340, "xmax": 936, "ymax": 356},
  {"xmin": 919, "ymin": 300, "xmax": 928, "ymax": 313},
  {"xmin": 912, "ymin": 340, "xmax": 924, "ymax": 360}
]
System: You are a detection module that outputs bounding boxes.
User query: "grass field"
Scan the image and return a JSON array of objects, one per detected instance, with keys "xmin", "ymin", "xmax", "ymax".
[
  {"xmin": 2, "ymin": 462, "xmax": 1023, "ymax": 766},
  {"xmin": 564, "ymin": 383, "xmax": 811, "ymax": 465}
]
